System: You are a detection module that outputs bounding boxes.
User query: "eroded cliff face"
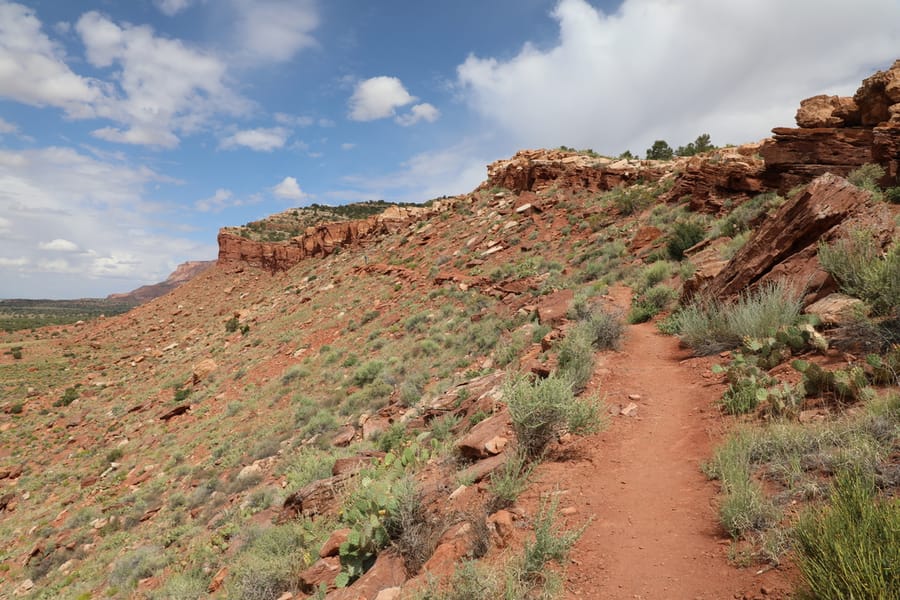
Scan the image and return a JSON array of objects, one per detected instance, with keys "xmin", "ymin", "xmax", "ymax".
[
  {"xmin": 481, "ymin": 149, "xmax": 667, "ymax": 194},
  {"xmin": 217, "ymin": 202, "xmax": 458, "ymax": 272},
  {"xmin": 761, "ymin": 59, "xmax": 900, "ymax": 190}
]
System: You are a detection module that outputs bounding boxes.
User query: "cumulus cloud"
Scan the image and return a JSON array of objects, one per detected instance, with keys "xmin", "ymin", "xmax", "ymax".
[
  {"xmin": 194, "ymin": 188, "xmax": 233, "ymax": 212},
  {"xmin": 396, "ymin": 102, "xmax": 440, "ymax": 126},
  {"xmin": 0, "ymin": 2, "xmax": 103, "ymax": 118},
  {"xmin": 75, "ymin": 11, "xmax": 250, "ymax": 148},
  {"xmin": 155, "ymin": 0, "xmax": 194, "ymax": 16},
  {"xmin": 457, "ymin": 0, "xmax": 900, "ymax": 155},
  {"xmin": 0, "ymin": 145, "xmax": 213, "ymax": 298},
  {"xmin": 39, "ymin": 238, "xmax": 79, "ymax": 252},
  {"xmin": 230, "ymin": 0, "xmax": 318, "ymax": 63},
  {"xmin": 220, "ymin": 127, "xmax": 288, "ymax": 151},
  {"xmin": 272, "ymin": 176, "xmax": 308, "ymax": 201},
  {"xmin": 349, "ymin": 76, "xmax": 416, "ymax": 121}
]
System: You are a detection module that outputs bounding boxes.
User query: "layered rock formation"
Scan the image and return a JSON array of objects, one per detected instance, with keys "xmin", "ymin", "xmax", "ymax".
[
  {"xmin": 686, "ymin": 173, "xmax": 897, "ymax": 305},
  {"xmin": 762, "ymin": 59, "xmax": 900, "ymax": 191},
  {"xmin": 217, "ymin": 201, "xmax": 457, "ymax": 272},
  {"xmin": 481, "ymin": 149, "xmax": 668, "ymax": 194}
]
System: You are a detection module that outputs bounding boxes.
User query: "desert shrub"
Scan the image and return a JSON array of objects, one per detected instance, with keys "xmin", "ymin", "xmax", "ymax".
[
  {"xmin": 605, "ymin": 185, "xmax": 655, "ymax": 215},
  {"xmin": 228, "ymin": 522, "xmax": 317, "ymax": 600},
  {"xmin": 847, "ymin": 163, "xmax": 885, "ymax": 199},
  {"xmin": 225, "ymin": 316, "xmax": 240, "ymax": 333},
  {"xmin": 818, "ymin": 230, "xmax": 899, "ymax": 317},
  {"xmin": 487, "ymin": 449, "xmax": 535, "ymax": 511},
  {"xmin": 793, "ymin": 470, "xmax": 899, "ymax": 600},
  {"xmin": 10, "ymin": 346, "xmax": 22, "ymax": 359},
  {"xmin": 151, "ymin": 571, "xmax": 207, "ymax": 600},
  {"xmin": 885, "ymin": 186, "xmax": 900, "ymax": 204},
  {"xmin": 628, "ymin": 284, "xmax": 677, "ymax": 323},
  {"xmin": 280, "ymin": 447, "xmax": 336, "ymax": 490},
  {"xmin": 352, "ymin": 360, "xmax": 384, "ymax": 386},
  {"xmin": 386, "ymin": 478, "xmax": 441, "ymax": 574},
  {"xmin": 504, "ymin": 375, "xmax": 600, "ymax": 458},
  {"xmin": 667, "ymin": 220, "xmax": 706, "ymax": 260},
  {"xmin": 110, "ymin": 546, "xmax": 169, "ymax": 590},
  {"xmin": 555, "ymin": 328, "xmax": 594, "ymax": 393},
  {"xmin": 280, "ymin": 365, "xmax": 309, "ymax": 385},
  {"xmin": 417, "ymin": 560, "xmax": 498, "ymax": 600},
  {"xmin": 638, "ymin": 261, "xmax": 672, "ymax": 290},
  {"xmin": 518, "ymin": 495, "xmax": 588, "ymax": 584},
  {"xmin": 672, "ymin": 282, "xmax": 802, "ymax": 354}
]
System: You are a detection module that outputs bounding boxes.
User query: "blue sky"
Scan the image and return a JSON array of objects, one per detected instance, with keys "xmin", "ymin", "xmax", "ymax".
[{"xmin": 1, "ymin": 0, "xmax": 898, "ymax": 298}]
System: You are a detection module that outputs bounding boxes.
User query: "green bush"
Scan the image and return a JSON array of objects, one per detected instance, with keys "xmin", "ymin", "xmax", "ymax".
[
  {"xmin": 555, "ymin": 328, "xmax": 594, "ymax": 393},
  {"xmin": 487, "ymin": 449, "xmax": 534, "ymax": 511},
  {"xmin": 225, "ymin": 316, "xmax": 240, "ymax": 333},
  {"xmin": 628, "ymin": 284, "xmax": 677, "ymax": 323},
  {"xmin": 228, "ymin": 522, "xmax": 318, "ymax": 600},
  {"xmin": 352, "ymin": 360, "xmax": 384, "ymax": 386},
  {"xmin": 54, "ymin": 386, "xmax": 80, "ymax": 407},
  {"xmin": 667, "ymin": 221, "xmax": 706, "ymax": 260},
  {"xmin": 818, "ymin": 230, "xmax": 899, "ymax": 317},
  {"xmin": 672, "ymin": 282, "xmax": 803, "ymax": 355},
  {"xmin": 847, "ymin": 163, "xmax": 885, "ymax": 199},
  {"xmin": 793, "ymin": 470, "xmax": 899, "ymax": 600},
  {"xmin": 504, "ymin": 375, "xmax": 600, "ymax": 458}
]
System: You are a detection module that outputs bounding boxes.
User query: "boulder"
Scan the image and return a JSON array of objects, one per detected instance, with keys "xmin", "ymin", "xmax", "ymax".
[
  {"xmin": 795, "ymin": 95, "xmax": 860, "ymax": 128},
  {"xmin": 299, "ymin": 556, "xmax": 341, "ymax": 593},
  {"xmin": 455, "ymin": 411, "xmax": 512, "ymax": 460},
  {"xmin": 854, "ymin": 59, "xmax": 900, "ymax": 126},
  {"xmin": 192, "ymin": 358, "xmax": 217, "ymax": 384},
  {"xmin": 689, "ymin": 174, "xmax": 895, "ymax": 304},
  {"xmin": 535, "ymin": 289, "xmax": 574, "ymax": 326},
  {"xmin": 804, "ymin": 293, "xmax": 867, "ymax": 326},
  {"xmin": 326, "ymin": 551, "xmax": 406, "ymax": 600},
  {"xmin": 320, "ymin": 529, "xmax": 353, "ymax": 558}
]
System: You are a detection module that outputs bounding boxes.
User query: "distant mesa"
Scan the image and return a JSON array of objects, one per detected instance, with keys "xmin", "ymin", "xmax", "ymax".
[{"xmin": 107, "ymin": 260, "xmax": 215, "ymax": 304}]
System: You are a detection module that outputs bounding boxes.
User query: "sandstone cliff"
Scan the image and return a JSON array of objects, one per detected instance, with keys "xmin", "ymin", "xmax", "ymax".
[
  {"xmin": 762, "ymin": 59, "xmax": 900, "ymax": 191},
  {"xmin": 217, "ymin": 200, "xmax": 458, "ymax": 272}
]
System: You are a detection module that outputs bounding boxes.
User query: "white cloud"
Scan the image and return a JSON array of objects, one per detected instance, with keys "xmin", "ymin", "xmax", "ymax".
[
  {"xmin": 457, "ymin": 0, "xmax": 900, "ymax": 155},
  {"xmin": 396, "ymin": 102, "xmax": 440, "ymax": 126},
  {"xmin": 0, "ymin": 145, "xmax": 214, "ymax": 298},
  {"xmin": 274, "ymin": 112, "xmax": 314, "ymax": 127},
  {"xmin": 340, "ymin": 142, "xmax": 356, "ymax": 150},
  {"xmin": 318, "ymin": 118, "xmax": 335, "ymax": 127},
  {"xmin": 39, "ymin": 238, "xmax": 79, "ymax": 252},
  {"xmin": 339, "ymin": 137, "xmax": 490, "ymax": 203},
  {"xmin": 0, "ymin": 2, "xmax": 103, "ymax": 117},
  {"xmin": 0, "ymin": 256, "xmax": 28, "ymax": 268},
  {"xmin": 75, "ymin": 11, "xmax": 250, "ymax": 148},
  {"xmin": 272, "ymin": 176, "xmax": 308, "ymax": 201},
  {"xmin": 155, "ymin": 0, "xmax": 194, "ymax": 16},
  {"xmin": 348, "ymin": 76, "xmax": 416, "ymax": 121},
  {"xmin": 193, "ymin": 187, "xmax": 257, "ymax": 212},
  {"xmin": 230, "ymin": 0, "xmax": 318, "ymax": 63},
  {"xmin": 0, "ymin": 117, "xmax": 17, "ymax": 134},
  {"xmin": 220, "ymin": 127, "xmax": 288, "ymax": 151}
]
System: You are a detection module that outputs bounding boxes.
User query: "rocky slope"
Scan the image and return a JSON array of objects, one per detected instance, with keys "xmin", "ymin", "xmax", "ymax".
[{"xmin": 0, "ymin": 62, "xmax": 898, "ymax": 600}]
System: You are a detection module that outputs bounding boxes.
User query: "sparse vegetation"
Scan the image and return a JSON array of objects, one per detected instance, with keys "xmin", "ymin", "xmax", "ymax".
[
  {"xmin": 670, "ymin": 282, "xmax": 803, "ymax": 354},
  {"xmin": 504, "ymin": 375, "xmax": 600, "ymax": 458}
]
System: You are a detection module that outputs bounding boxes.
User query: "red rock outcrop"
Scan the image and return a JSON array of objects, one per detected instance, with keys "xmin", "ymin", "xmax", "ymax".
[
  {"xmin": 661, "ymin": 144, "xmax": 768, "ymax": 213},
  {"xmin": 481, "ymin": 149, "xmax": 668, "ymax": 194},
  {"xmin": 217, "ymin": 202, "xmax": 456, "ymax": 272},
  {"xmin": 762, "ymin": 59, "xmax": 900, "ymax": 191},
  {"xmin": 686, "ymin": 173, "xmax": 897, "ymax": 304}
]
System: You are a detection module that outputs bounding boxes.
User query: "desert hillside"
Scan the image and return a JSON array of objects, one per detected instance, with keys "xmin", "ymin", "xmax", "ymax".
[{"xmin": 0, "ymin": 62, "xmax": 898, "ymax": 600}]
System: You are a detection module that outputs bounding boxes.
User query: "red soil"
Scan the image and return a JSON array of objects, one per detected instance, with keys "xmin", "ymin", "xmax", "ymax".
[{"xmin": 522, "ymin": 298, "xmax": 796, "ymax": 599}]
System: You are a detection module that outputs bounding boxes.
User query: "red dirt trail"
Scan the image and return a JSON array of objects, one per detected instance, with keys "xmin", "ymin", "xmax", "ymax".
[{"xmin": 525, "ymin": 314, "xmax": 795, "ymax": 599}]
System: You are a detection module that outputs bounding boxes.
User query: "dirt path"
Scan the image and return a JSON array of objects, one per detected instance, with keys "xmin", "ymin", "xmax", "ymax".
[{"xmin": 524, "ymin": 315, "xmax": 794, "ymax": 599}]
